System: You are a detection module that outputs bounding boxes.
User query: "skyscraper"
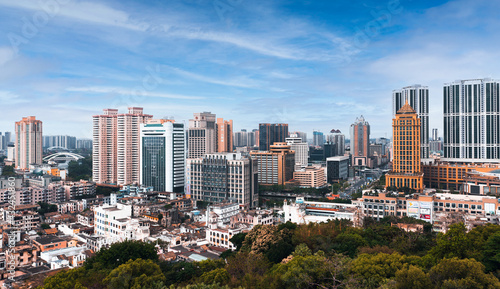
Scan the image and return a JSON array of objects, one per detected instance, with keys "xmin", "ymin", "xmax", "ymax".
[
  {"xmin": 443, "ymin": 79, "xmax": 500, "ymax": 161},
  {"xmin": 385, "ymin": 101, "xmax": 423, "ymax": 192},
  {"xmin": 42, "ymin": 135, "xmax": 77, "ymax": 149},
  {"xmin": 233, "ymin": 129, "xmax": 248, "ymax": 148},
  {"xmin": 15, "ymin": 116, "xmax": 43, "ymax": 170},
  {"xmin": 216, "ymin": 118, "xmax": 233, "ymax": 152},
  {"xmin": 259, "ymin": 123, "xmax": 288, "ymax": 151},
  {"xmin": 93, "ymin": 109, "xmax": 118, "ymax": 184},
  {"xmin": 188, "ymin": 112, "xmax": 216, "ymax": 158},
  {"xmin": 117, "ymin": 107, "xmax": 152, "ymax": 185},
  {"xmin": 393, "ymin": 85, "xmax": 429, "ymax": 158},
  {"xmin": 313, "ymin": 130, "xmax": 324, "ymax": 147},
  {"xmin": 286, "ymin": 134, "xmax": 309, "ymax": 169},
  {"xmin": 432, "ymin": 128, "xmax": 439, "ymax": 141},
  {"xmin": 140, "ymin": 119, "xmax": 185, "ymax": 192},
  {"xmin": 350, "ymin": 116, "xmax": 370, "ymax": 166},
  {"xmin": 327, "ymin": 129, "xmax": 345, "ymax": 156}
]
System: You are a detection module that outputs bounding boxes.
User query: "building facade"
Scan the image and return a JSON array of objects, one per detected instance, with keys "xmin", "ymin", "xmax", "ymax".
[
  {"xmin": 216, "ymin": 118, "xmax": 233, "ymax": 152},
  {"xmin": 92, "ymin": 109, "xmax": 118, "ymax": 184},
  {"xmin": 140, "ymin": 119, "xmax": 185, "ymax": 193},
  {"xmin": 43, "ymin": 135, "xmax": 77, "ymax": 149},
  {"xmin": 443, "ymin": 79, "xmax": 500, "ymax": 161},
  {"xmin": 187, "ymin": 153, "xmax": 258, "ymax": 208},
  {"xmin": 188, "ymin": 112, "xmax": 216, "ymax": 158},
  {"xmin": 350, "ymin": 116, "xmax": 370, "ymax": 166},
  {"xmin": 15, "ymin": 116, "xmax": 43, "ymax": 170},
  {"xmin": 293, "ymin": 166, "xmax": 326, "ymax": 188},
  {"xmin": 286, "ymin": 134, "xmax": 309, "ymax": 169},
  {"xmin": 393, "ymin": 85, "xmax": 429, "ymax": 158},
  {"xmin": 327, "ymin": 130, "xmax": 345, "ymax": 156},
  {"xmin": 326, "ymin": 156, "xmax": 350, "ymax": 183},
  {"xmin": 385, "ymin": 102, "xmax": 424, "ymax": 192},
  {"xmin": 117, "ymin": 107, "xmax": 153, "ymax": 185},
  {"xmin": 250, "ymin": 142, "xmax": 295, "ymax": 186},
  {"xmin": 259, "ymin": 123, "xmax": 288, "ymax": 151},
  {"xmin": 312, "ymin": 131, "xmax": 324, "ymax": 147}
]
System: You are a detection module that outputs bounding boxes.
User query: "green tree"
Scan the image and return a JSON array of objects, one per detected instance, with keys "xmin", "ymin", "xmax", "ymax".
[
  {"xmin": 41, "ymin": 223, "xmax": 51, "ymax": 230},
  {"xmin": 395, "ymin": 265, "xmax": 431, "ymax": 289},
  {"xmin": 85, "ymin": 240, "xmax": 158, "ymax": 270},
  {"xmin": 104, "ymin": 258, "xmax": 166, "ymax": 289},
  {"xmin": 424, "ymin": 223, "xmax": 471, "ymax": 265},
  {"xmin": 332, "ymin": 232, "xmax": 367, "ymax": 257},
  {"xmin": 199, "ymin": 268, "xmax": 230, "ymax": 285},
  {"xmin": 349, "ymin": 252, "xmax": 420, "ymax": 289},
  {"xmin": 1, "ymin": 165, "xmax": 15, "ymax": 176},
  {"xmin": 229, "ymin": 233, "xmax": 247, "ymax": 252},
  {"xmin": 482, "ymin": 232, "xmax": 500, "ymax": 274},
  {"xmin": 37, "ymin": 202, "xmax": 58, "ymax": 215},
  {"xmin": 428, "ymin": 257, "xmax": 500, "ymax": 289},
  {"xmin": 67, "ymin": 156, "xmax": 92, "ymax": 181}
]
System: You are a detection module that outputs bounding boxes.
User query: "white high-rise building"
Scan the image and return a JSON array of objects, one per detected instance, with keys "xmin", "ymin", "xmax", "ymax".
[
  {"xmin": 393, "ymin": 85, "xmax": 429, "ymax": 158},
  {"xmin": 443, "ymin": 79, "xmax": 500, "ymax": 161},
  {"xmin": 140, "ymin": 119, "xmax": 185, "ymax": 192},
  {"xmin": 286, "ymin": 134, "xmax": 309, "ymax": 169}
]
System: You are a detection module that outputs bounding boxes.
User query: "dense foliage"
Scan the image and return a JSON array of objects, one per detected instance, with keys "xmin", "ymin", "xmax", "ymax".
[
  {"xmin": 67, "ymin": 156, "xmax": 92, "ymax": 181},
  {"xmin": 1, "ymin": 165, "xmax": 15, "ymax": 176},
  {"xmin": 37, "ymin": 220, "xmax": 500, "ymax": 289}
]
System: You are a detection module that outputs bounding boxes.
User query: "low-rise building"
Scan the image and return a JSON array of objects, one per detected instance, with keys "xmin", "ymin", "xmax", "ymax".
[
  {"xmin": 293, "ymin": 166, "xmax": 326, "ymax": 188},
  {"xmin": 283, "ymin": 197, "xmax": 358, "ymax": 224}
]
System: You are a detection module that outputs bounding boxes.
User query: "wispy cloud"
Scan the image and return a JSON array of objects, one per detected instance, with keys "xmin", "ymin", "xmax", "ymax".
[{"xmin": 66, "ymin": 86, "xmax": 204, "ymax": 100}]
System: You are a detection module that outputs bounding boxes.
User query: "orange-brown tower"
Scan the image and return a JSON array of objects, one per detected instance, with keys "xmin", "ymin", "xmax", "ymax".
[{"xmin": 385, "ymin": 101, "xmax": 424, "ymax": 192}]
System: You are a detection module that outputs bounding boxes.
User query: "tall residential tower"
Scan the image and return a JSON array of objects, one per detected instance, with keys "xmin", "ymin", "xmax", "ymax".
[
  {"xmin": 15, "ymin": 116, "xmax": 43, "ymax": 170},
  {"xmin": 443, "ymin": 79, "xmax": 500, "ymax": 161},
  {"xmin": 393, "ymin": 85, "xmax": 429, "ymax": 158}
]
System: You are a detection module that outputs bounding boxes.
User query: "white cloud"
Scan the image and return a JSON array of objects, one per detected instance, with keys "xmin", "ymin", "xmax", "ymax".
[{"xmin": 66, "ymin": 86, "xmax": 204, "ymax": 100}]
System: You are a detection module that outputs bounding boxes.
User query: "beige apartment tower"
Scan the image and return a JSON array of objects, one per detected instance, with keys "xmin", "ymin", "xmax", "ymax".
[
  {"xmin": 15, "ymin": 116, "xmax": 43, "ymax": 170},
  {"xmin": 188, "ymin": 112, "xmax": 216, "ymax": 158},
  {"xmin": 117, "ymin": 107, "xmax": 152, "ymax": 185},
  {"xmin": 93, "ymin": 109, "xmax": 118, "ymax": 185}
]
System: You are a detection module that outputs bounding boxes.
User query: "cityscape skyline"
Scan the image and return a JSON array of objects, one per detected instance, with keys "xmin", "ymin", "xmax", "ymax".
[{"xmin": 1, "ymin": 0, "xmax": 499, "ymax": 138}]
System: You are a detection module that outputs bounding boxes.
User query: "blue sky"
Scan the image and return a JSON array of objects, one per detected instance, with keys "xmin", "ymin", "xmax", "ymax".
[{"xmin": 0, "ymin": 0, "xmax": 498, "ymax": 139}]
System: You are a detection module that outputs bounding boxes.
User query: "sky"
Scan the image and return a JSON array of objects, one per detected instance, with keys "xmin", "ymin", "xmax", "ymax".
[{"xmin": 0, "ymin": 0, "xmax": 499, "ymax": 140}]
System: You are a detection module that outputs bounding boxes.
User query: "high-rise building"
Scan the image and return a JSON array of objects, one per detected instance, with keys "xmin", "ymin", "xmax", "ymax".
[
  {"xmin": 385, "ymin": 101, "xmax": 424, "ymax": 192},
  {"xmin": 350, "ymin": 116, "xmax": 370, "ymax": 166},
  {"xmin": 313, "ymin": 130, "xmax": 324, "ymax": 147},
  {"xmin": 326, "ymin": 156, "xmax": 350, "ymax": 183},
  {"xmin": 327, "ymin": 130, "xmax": 345, "ymax": 156},
  {"xmin": 93, "ymin": 109, "xmax": 118, "ymax": 185},
  {"xmin": 393, "ymin": 85, "xmax": 429, "ymax": 158},
  {"xmin": 250, "ymin": 142, "xmax": 295, "ymax": 185},
  {"xmin": 188, "ymin": 112, "xmax": 216, "ymax": 158},
  {"xmin": 2, "ymin": 132, "xmax": 11, "ymax": 149},
  {"xmin": 76, "ymin": 139, "xmax": 93, "ymax": 149},
  {"xmin": 15, "ymin": 116, "xmax": 43, "ymax": 170},
  {"xmin": 43, "ymin": 135, "xmax": 77, "ymax": 149},
  {"xmin": 0, "ymin": 133, "xmax": 4, "ymax": 150},
  {"xmin": 291, "ymin": 131, "xmax": 307, "ymax": 143},
  {"xmin": 432, "ymin": 128, "xmax": 439, "ymax": 141},
  {"xmin": 140, "ymin": 119, "xmax": 185, "ymax": 192},
  {"xmin": 443, "ymin": 79, "xmax": 500, "ymax": 161},
  {"xmin": 117, "ymin": 107, "xmax": 153, "ymax": 185},
  {"xmin": 233, "ymin": 129, "xmax": 248, "ymax": 148},
  {"xmin": 187, "ymin": 153, "xmax": 258, "ymax": 208},
  {"xmin": 259, "ymin": 123, "xmax": 288, "ymax": 151},
  {"xmin": 286, "ymin": 134, "xmax": 309, "ymax": 169},
  {"xmin": 248, "ymin": 129, "xmax": 259, "ymax": 147},
  {"xmin": 216, "ymin": 118, "xmax": 233, "ymax": 152}
]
